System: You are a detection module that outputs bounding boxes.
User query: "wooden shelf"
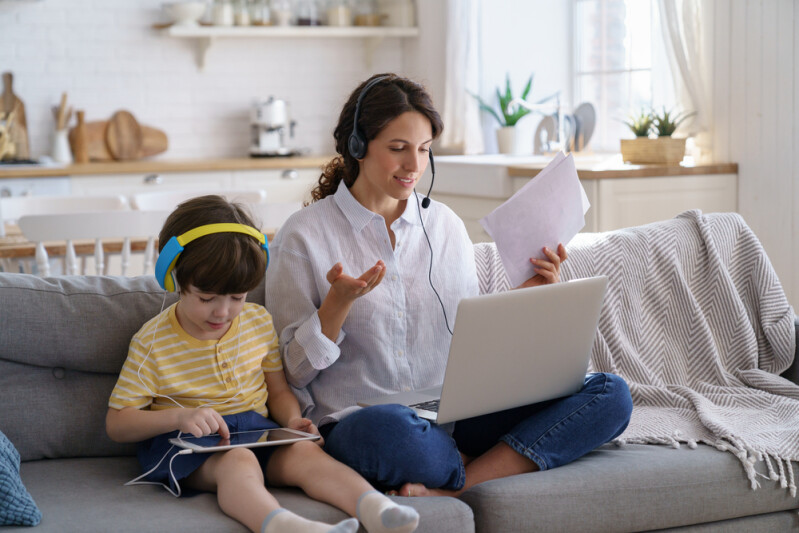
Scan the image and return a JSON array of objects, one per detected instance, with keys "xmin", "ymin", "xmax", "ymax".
[{"xmin": 161, "ymin": 25, "xmax": 420, "ymax": 69}]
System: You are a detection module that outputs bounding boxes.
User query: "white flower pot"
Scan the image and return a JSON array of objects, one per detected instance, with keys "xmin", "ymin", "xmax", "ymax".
[{"xmin": 496, "ymin": 126, "xmax": 524, "ymax": 155}]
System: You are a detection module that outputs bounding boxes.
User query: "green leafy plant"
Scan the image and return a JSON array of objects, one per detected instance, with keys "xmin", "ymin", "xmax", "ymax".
[
  {"xmin": 652, "ymin": 107, "xmax": 694, "ymax": 137},
  {"xmin": 622, "ymin": 109, "xmax": 654, "ymax": 137},
  {"xmin": 472, "ymin": 73, "xmax": 534, "ymax": 127}
]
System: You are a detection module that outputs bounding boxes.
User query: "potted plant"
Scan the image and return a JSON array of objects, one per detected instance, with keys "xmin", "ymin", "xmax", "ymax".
[
  {"xmin": 620, "ymin": 107, "xmax": 693, "ymax": 165},
  {"xmin": 472, "ymin": 73, "xmax": 534, "ymax": 154}
]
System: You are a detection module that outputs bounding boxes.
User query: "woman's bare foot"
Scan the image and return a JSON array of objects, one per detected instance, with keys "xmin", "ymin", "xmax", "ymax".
[{"xmin": 397, "ymin": 482, "xmax": 462, "ymax": 498}]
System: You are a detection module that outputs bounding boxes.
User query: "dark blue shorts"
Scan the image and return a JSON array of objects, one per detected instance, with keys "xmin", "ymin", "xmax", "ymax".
[{"xmin": 137, "ymin": 410, "xmax": 280, "ymax": 496}]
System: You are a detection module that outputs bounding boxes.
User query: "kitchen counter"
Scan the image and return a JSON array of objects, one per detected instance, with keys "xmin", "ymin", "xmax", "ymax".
[
  {"xmin": 0, "ymin": 156, "xmax": 332, "ymax": 179},
  {"xmin": 418, "ymin": 154, "xmax": 739, "ymax": 242},
  {"xmin": 505, "ymin": 154, "xmax": 738, "ymax": 179}
]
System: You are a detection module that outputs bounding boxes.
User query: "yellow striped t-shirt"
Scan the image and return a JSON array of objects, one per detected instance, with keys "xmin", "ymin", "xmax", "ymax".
[{"xmin": 108, "ymin": 302, "xmax": 282, "ymax": 418}]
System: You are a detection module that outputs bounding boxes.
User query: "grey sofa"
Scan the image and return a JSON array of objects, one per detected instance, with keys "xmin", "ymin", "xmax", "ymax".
[{"xmin": 1, "ymin": 272, "xmax": 798, "ymax": 533}]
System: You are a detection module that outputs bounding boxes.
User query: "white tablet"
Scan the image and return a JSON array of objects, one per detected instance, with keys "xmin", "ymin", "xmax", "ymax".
[{"xmin": 168, "ymin": 428, "xmax": 320, "ymax": 453}]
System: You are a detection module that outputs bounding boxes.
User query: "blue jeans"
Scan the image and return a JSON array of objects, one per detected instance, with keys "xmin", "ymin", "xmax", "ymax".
[{"xmin": 321, "ymin": 372, "xmax": 632, "ymax": 490}]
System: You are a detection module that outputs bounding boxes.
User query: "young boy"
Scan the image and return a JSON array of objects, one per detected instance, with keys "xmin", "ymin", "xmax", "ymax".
[{"xmin": 106, "ymin": 195, "xmax": 420, "ymax": 533}]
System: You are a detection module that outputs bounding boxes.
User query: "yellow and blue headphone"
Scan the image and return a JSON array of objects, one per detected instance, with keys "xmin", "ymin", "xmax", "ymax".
[{"xmin": 155, "ymin": 223, "xmax": 269, "ymax": 292}]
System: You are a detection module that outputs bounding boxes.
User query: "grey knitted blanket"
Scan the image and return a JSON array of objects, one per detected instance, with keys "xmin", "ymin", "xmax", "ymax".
[{"xmin": 474, "ymin": 210, "xmax": 798, "ymax": 494}]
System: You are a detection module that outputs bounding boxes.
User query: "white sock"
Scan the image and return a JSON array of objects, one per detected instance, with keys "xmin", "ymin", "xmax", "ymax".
[
  {"xmin": 261, "ymin": 508, "xmax": 359, "ymax": 533},
  {"xmin": 356, "ymin": 491, "xmax": 420, "ymax": 533}
]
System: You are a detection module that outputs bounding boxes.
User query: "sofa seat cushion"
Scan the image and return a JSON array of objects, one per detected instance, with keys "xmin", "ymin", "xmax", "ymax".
[
  {"xmin": 8, "ymin": 457, "xmax": 473, "ymax": 533},
  {"xmin": 460, "ymin": 443, "xmax": 799, "ymax": 533}
]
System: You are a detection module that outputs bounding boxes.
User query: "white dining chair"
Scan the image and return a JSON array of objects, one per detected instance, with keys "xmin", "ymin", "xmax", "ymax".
[
  {"xmin": 0, "ymin": 194, "xmax": 130, "ymax": 234},
  {"xmin": 130, "ymin": 189, "xmax": 267, "ymax": 211},
  {"xmin": 17, "ymin": 210, "xmax": 170, "ymax": 277},
  {"xmin": 0, "ymin": 194, "xmax": 130, "ymax": 273},
  {"xmin": 246, "ymin": 201, "xmax": 303, "ymax": 233}
]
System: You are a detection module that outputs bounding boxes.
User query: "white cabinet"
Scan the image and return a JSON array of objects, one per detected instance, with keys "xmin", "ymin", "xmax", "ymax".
[
  {"xmin": 232, "ymin": 168, "xmax": 319, "ymax": 204},
  {"xmin": 70, "ymin": 171, "xmax": 232, "ymax": 197},
  {"xmin": 0, "ymin": 176, "xmax": 71, "ymax": 197},
  {"xmin": 68, "ymin": 167, "xmax": 320, "ymax": 205},
  {"xmin": 431, "ymin": 194, "xmax": 503, "ymax": 243},
  {"xmin": 572, "ymin": 174, "xmax": 738, "ymax": 233}
]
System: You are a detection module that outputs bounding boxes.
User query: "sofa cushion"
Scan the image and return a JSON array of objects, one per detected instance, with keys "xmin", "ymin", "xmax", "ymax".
[
  {"xmin": 0, "ymin": 431, "xmax": 41, "ymax": 526},
  {"xmin": 0, "ymin": 274, "xmax": 266, "ymax": 461},
  {"xmin": 7, "ymin": 457, "xmax": 474, "ymax": 533},
  {"xmin": 460, "ymin": 443, "xmax": 799, "ymax": 533}
]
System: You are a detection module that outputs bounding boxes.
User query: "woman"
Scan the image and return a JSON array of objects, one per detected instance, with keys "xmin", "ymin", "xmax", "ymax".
[{"xmin": 264, "ymin": 73, "xmax": 632, "ymax": 497}]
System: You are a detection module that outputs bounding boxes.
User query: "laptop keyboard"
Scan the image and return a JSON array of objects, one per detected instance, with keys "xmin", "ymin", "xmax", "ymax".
[{"xmin": 409, "ymin": 399, "xmax": 440, "ymax": 413}]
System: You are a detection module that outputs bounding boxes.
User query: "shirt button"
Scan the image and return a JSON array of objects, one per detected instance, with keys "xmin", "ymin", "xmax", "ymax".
[
  {"xmin": 397, "ymin": 311, "xmax": 403, "ymax": 318},
  {"xmin": 221, "ymin": 362, "xmax": 228, "ymax": 368},
  {"xmin": 396, "ymin": 350, "xmax": 403, "ymax": 357},
  {"xmin": 403, "ymin": 387, "xmax": 411, "ymax": 392},
  {"xmin": 391, "ymin": 275, "xmax": 398, "ymax": 281},
  {"xmin": 226, "ymin": 377, "xmax": 232, "ymax": 383}
]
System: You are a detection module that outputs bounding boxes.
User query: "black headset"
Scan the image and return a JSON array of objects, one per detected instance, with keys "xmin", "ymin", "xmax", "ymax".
[{"xmin": 347, "ymin": 75, "xmax": 436, "ymax": 209}]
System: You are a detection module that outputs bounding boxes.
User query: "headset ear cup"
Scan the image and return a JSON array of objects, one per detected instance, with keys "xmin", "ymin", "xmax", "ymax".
[{"xmin": 348, "ymin": 132, "xmax": 366, "ymax": 159}]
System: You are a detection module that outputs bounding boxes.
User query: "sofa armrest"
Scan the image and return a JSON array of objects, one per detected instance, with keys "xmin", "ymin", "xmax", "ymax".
[{"xmin": 780, "ymin": 316, "xmax": 799, "ymax": 385}]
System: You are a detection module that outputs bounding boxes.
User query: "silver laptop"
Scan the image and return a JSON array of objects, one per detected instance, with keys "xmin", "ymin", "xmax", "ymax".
[{"xmin": 358, "ymin": 276, "xmax": 608, "ymax": 424}]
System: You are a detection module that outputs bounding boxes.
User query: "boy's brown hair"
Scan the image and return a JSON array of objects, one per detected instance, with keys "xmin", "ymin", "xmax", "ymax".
[{"xmin": 158, "ymin": 195, "xmax": 266, "ymax": 295}]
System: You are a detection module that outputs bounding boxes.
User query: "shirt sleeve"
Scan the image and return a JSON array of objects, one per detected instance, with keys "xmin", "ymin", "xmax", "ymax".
[
  {"xmin": 259, "ymin": 311, "xmax": 284, "ymax": 373},
  {"xmin": 108, "ymin": 335, "xmax": 156, "ymax": 410},
  {"xmin": 264, "ymin": 233, "xmax": 344, "ymax": 389}
]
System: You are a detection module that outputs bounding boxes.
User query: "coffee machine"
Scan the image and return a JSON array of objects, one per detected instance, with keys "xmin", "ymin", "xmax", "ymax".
[{"xmin": 250, "ymin": 97, "xmax": 296, "ymax": 157}]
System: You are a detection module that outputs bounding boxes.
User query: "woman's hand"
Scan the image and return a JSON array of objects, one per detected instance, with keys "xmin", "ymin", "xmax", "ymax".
[
  {"xmin": 319, "ymin": 260, "xmax": 386, "ymax": 341},
  {"xmin": 176, "ymin": 407, "xmax": 230, "ymax": 439},
  {"xmin": 326, "ymin": 261, "xmax": 386, "ymax": 302},
  {"xmin": 517, "ymin": 244, "xmax": 568, "ymax": 289},
  {"xmin": 287, "ymin": 416, "xmax": 325, "ymax": 447}
]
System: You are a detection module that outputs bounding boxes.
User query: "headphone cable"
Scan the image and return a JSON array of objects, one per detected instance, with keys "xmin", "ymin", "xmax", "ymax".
[{"xmin": 414, "ymin": 190, "xmax": 453, "ymax": 336}]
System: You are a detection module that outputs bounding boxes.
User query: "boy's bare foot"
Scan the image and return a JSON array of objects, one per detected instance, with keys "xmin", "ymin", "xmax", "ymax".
[{"xmin": 396, "ymin": 482, "xmax": 461, "ymax": 498}]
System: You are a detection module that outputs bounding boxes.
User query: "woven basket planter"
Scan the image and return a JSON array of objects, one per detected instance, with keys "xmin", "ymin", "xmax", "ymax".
[{"xmin": 620, "ymin": 137, "xmax": 686, "ymax": 165}]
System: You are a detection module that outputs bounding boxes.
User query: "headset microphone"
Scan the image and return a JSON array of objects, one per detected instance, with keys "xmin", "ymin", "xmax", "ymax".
[{"xmin": 421, "ymin": 148, "xmax": 435, "ymax": 209}]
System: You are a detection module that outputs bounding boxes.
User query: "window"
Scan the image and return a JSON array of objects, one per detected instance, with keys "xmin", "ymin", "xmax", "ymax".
[{"xmin": 574, "ymin": 0, "xmax": 674, "ymax": 152}]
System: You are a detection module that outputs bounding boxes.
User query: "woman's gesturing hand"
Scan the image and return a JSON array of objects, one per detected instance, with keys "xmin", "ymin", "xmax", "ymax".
[
  {"xmin": 517, "ymin": 244, "xmax": 568, "ymax": 289},
  {"xmin": 318, "ymin": 260, "xmax": 386, "ymax": 341},
  {"xmin": 326, "ymin": 261, "xmax": 386, "ymax": 303}
]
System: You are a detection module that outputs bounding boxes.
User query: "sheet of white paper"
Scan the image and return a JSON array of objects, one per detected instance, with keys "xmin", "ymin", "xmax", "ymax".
[{"xmin": 480, "ymin": 153, "xmax": 589, "ymax": 288}]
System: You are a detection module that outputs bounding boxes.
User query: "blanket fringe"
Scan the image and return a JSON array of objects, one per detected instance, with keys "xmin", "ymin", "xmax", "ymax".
[{"xmin": 614, "ymin": 434, "xmax": 797, "ymax": 495}]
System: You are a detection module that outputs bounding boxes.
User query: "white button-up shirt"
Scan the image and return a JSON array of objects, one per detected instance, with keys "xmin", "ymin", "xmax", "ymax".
[{"xmin": 264, "ymin": 182, "xmax": 479, "ymax": 426}]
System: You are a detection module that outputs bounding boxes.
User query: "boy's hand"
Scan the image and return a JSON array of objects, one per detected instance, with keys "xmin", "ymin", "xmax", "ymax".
[
  {"xmin": 176, "ymin": 407, "xmax": 230, "ymax": 439},
  {"xmin": 287, "ymin": 416, "xmax": 324, "ymax": 447}
]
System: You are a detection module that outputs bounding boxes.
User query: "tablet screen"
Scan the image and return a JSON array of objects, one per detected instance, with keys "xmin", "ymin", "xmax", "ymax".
[{"xmin": 169, "ymin": 428, "xmax": 319, "ymax": 452}]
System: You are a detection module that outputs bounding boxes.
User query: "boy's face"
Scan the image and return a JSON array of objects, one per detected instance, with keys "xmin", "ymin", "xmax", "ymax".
[{"xmin": 176, "ymin": 285, "xmax": 248, "ymax": 340}]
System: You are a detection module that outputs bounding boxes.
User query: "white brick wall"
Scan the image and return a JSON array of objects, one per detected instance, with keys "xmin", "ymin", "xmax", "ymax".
[{"xmin": 0, "ymin": 0, "xmax": 406, "ymax": 159}]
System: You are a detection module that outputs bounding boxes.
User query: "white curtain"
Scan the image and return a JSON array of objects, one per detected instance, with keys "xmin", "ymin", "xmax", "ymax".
[
  {"xmin": 440, "ymin": 0, "xmax": 484, "ymax": 154},
  {"xmin": 657, "ymin": 0, "xmax": 714, "ymax": 162}
]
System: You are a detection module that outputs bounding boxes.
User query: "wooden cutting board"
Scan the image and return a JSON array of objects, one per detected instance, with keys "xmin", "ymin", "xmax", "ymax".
[
  {"xmin": 70, "ymin": 112, "xmax": 168, "ymax": 161},
  {"xmin": 105, "ymin": 110, "xmax": 143, "ymax": 161},
  {"xmin": 1, "ymin": 72, "xmax": 30, "ymax": 159},
  {"xmin": 140, "ymin": 126, "xmax": 168, "ymax": 157}
]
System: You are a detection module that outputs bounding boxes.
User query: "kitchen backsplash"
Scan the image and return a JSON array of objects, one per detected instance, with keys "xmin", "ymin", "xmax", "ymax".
[{"xmin": 0, "ymin": 0, "xmax": 405, "ymax": 159}]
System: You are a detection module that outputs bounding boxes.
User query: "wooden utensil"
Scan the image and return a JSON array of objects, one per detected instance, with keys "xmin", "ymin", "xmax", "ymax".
[
  {"xmin": 69, "ymin": 110, "xmax": 89, "ymax": 163},
  {"xmin": 1, "ymin": 72, "xmax": 30, "ymax": 159},
  {"xmin": 140, "ymin": 126, "xmax": 169, "ymax": 157},
  {"xmin": 105, "ymin": 110, "xmax": 143, "ymax": 161}
]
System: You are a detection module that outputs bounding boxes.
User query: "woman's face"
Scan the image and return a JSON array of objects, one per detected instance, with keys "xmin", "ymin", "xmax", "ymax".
[{"xmin": 352, "ymin": 110, "xmax": 433, "ymax": 214}]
